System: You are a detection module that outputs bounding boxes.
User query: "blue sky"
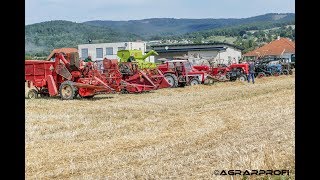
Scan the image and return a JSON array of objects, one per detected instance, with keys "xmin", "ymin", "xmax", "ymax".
[{"xmin": 25, "ymin": 0, "xmax": 295, "ymax": 25}]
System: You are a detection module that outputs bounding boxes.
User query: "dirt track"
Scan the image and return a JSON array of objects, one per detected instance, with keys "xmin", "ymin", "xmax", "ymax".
[{"xmin": 26, "ymin": 75, "xmax": 295, "ymax": 179}]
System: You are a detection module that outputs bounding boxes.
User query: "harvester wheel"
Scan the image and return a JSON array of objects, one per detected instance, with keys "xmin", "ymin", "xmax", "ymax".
[
  {"xmin": 59, "ymin": 81, "xmax": 77, "ymax": 100},
  {"xmin": 164, "ymin": 73, "xmax": 178, "ymax": 88},
  {"xmin": 189, "ymin": 78, "xmax": 200, "ymax": 86},
  {"xmin": 238, "ymin": 74, "xmax": 247, "ymax": 82},
  {"xmin": 27, "ymin": 89, "xmax": 38, "ymax": 99}
]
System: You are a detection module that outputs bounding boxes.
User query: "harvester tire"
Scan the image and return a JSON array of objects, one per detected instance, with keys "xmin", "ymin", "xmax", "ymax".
[
  {"xmin": 27, "ymin": 89, "xmax": 38, "ymax": 99},
  {"xmin": 59, "ymin": 81, "xmax": 77, "ymax": 100},
  {"xmin": 238, "ymin": 75, "xmax": 247, "ymax": 82},
  {"xmin": 164, "ymin": 73, "xmax": 178, "ymax": 88},
  {"xmin": 189, "ymin": 78, "xmax": 200, "ymax": 86}
]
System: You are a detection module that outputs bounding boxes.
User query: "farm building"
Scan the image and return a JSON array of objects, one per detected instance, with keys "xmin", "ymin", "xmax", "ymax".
[
  {"xmin": 78, "ymin": 42, "xmax": 154, "ymax": 62},
  {"xmin": 148, "ymin": 42, "xmax": 243, "ymax": 64},
  {"xmin": 243, "ymin": 37, "xmax": 295, "ymax": 62}
]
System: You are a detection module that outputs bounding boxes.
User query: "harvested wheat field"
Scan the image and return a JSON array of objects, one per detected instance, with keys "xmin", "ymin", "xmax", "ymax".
[{"xmin": 25, "ymin": 75, "xmax": 295, "ymax": 179}]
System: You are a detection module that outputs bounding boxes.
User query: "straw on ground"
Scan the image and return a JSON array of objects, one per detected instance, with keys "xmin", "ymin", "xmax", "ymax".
[{"xmin": 26, "ymin": 75, "xmax": 295, "ymax": 179}]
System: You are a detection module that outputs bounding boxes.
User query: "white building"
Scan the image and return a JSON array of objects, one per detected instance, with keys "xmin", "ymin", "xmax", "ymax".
[
  {"xmin": 149, "ymin": 42, "xmax": 242, "ymax": 65},
  {"xmin": 78, "ymin": 41, "xmax": 154, "ymax": 62}
]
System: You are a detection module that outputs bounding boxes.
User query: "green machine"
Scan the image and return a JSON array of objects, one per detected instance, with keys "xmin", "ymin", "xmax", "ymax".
[{"xmin": 117, "ymin": 49, "xmax": 159, "ymax": 69}]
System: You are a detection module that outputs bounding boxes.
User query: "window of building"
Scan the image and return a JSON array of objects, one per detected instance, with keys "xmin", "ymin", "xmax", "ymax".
[
  {"xmin": 118, "ymin": 47, "xmax": 125, "ymax": 51},
  {"xmin": 81, "ymin": 48, "xmax": 88, "ymax": 59},
  {"xmin": 96, "ymin": 48, "xmax": 103, "ymax": 58},
  {"xmin": 106, "ymin": 47, "xmax": 113, "ymax": 55}
]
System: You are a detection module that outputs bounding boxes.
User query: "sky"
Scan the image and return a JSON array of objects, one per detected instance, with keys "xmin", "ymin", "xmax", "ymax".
[{"xmin": 25, "ymin": 0, "xmax": 295, "ymax": 25}]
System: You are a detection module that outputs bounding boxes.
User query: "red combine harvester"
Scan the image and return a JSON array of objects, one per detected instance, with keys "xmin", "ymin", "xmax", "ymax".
[
  {"xmin": 101, "ymin": 58, "xmax": 160, "ymax": 93},
  {"xmin": 157, "ymin": 60, "xmax": 214, "ymax": 88},
  {"xmin": 115, "ymin": 49, "xmax": 171, "ymax": 91},
  {"xmin": 193, "ymin": 63, "xmax": 249, "ymax": 82},
  {"xmin": 25, "ymin": 52, "xmax": 116, "ymax": 99}
]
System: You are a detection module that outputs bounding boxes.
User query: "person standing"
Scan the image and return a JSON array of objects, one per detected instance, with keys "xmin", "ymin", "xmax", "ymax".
[{"xmin": 248, "ymin": 61, "xmax": 255, "ymax": 84}]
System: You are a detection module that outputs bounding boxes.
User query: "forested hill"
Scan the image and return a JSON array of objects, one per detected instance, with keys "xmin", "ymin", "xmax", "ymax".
[
  {"xmin": 25, "ymin": 20, "xmax": 141, "ymax": 56},
  {"xmin": 25, "ymin": 13, "xmax": 294, "ymax": 57},
  {"xmin": 84, "ymin": 13, "xmax": 294, "ymax": 38}
]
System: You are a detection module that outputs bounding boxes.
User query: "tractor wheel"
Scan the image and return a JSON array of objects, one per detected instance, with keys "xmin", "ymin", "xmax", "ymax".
[
  {"xmin": 229, "ymin": 77, "xmax": 237, "ymax": 81},
  {"xmin": 257, "ymin": 72, "xmax": 266, "ymax": 78},
  {"xmin": 289, "ymin": 69, "xmax": 293, "ymax": 75},
  {"xmin": 59, "ymin": 81, "xmax": 77, "ymax": 100},
  {"xmin": 209, "ymin": 78, "xmax": 215, "ymax": 85},
  {"xmin": 164, "ymin": 73, "xmax": 178, "ymax": 88},
  {"xmin": 27, "ymin": 89, "xmax": 38, "ymax": 99},
  {"xmin": 225, "ymin": 73, "xmax": 230, "ymax": 80},
  {"xmin": 238, "ymin": 74, "xmax": 247, "ymax": 82},
  {"xmin": 272, "ymin": 72, "xmax": 280, "ymax": 76},
  {"xmin": 189, "ymin": 78, "xmax": 201, "ymax": 86},
  {"xmin": 282, "ymin": 69, "xmax": 289, "ymax": 75}
]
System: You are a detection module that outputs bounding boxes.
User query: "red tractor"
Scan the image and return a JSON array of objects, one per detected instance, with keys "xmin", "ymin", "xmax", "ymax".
[
  {"xmin": 157, "ymin": 60, "xmax": 214, "ymax": 88},
  {"xmin": 193, "ymin": 63, "xmax": 249, "ymax": 82}
]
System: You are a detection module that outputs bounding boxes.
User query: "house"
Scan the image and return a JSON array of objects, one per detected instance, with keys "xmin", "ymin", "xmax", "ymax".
[
  {"xmin": 148, "ymin": 42, "xmax": 243, "ymax": 64},
  {"xmin": 78, "ymin": 42, "xmax": 154, "ymax": 62},
  {"xmin": 243, "ymin": 37, "xmax": 295, "ymax": 62}
]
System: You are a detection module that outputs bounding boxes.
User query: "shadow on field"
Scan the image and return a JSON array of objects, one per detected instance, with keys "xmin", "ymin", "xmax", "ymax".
[
  {"xmin": 77, "ymin": 96, "xmax": 114, "ymax": 101},
  {"xmin": 25, "ymin": 96, "xmax": 114, "ymax": 101},
  {"xmin": 119, "ymin": 90, "xmax": 156, "ymax": 95}
]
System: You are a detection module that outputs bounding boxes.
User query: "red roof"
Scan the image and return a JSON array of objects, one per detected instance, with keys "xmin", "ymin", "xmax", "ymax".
[
  {"xmin": 243, "ymin": 38, "xmax": 295, "ymax": 57},
  {"xmin": 46, "ymin": 48, "xmax": 78, "ymax": 60}
]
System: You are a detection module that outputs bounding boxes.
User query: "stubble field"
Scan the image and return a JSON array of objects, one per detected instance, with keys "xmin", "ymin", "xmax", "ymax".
[{"xmin": 25, "ymin": 75, "xmax": 295, "ymax": 179}]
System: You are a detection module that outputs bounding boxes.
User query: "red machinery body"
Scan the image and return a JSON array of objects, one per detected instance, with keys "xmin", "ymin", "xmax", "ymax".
[
  {"xmin": 193, "ymin": 63, "xmax": 249, "ymax": 82},
  {"xmin": 157, "ymin": 60, "xmax": 214, "ymax": 88},
  {"xmin": 102, "ymin": 59, "xmax": 156, "ymax": 93},
  {"xmin": 103, "ymin": 59, "xmax": 170, "ymax": 93},
  {"xmin": 25, "ymin": 52, "xmax": 114, "ymax": 99}
]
